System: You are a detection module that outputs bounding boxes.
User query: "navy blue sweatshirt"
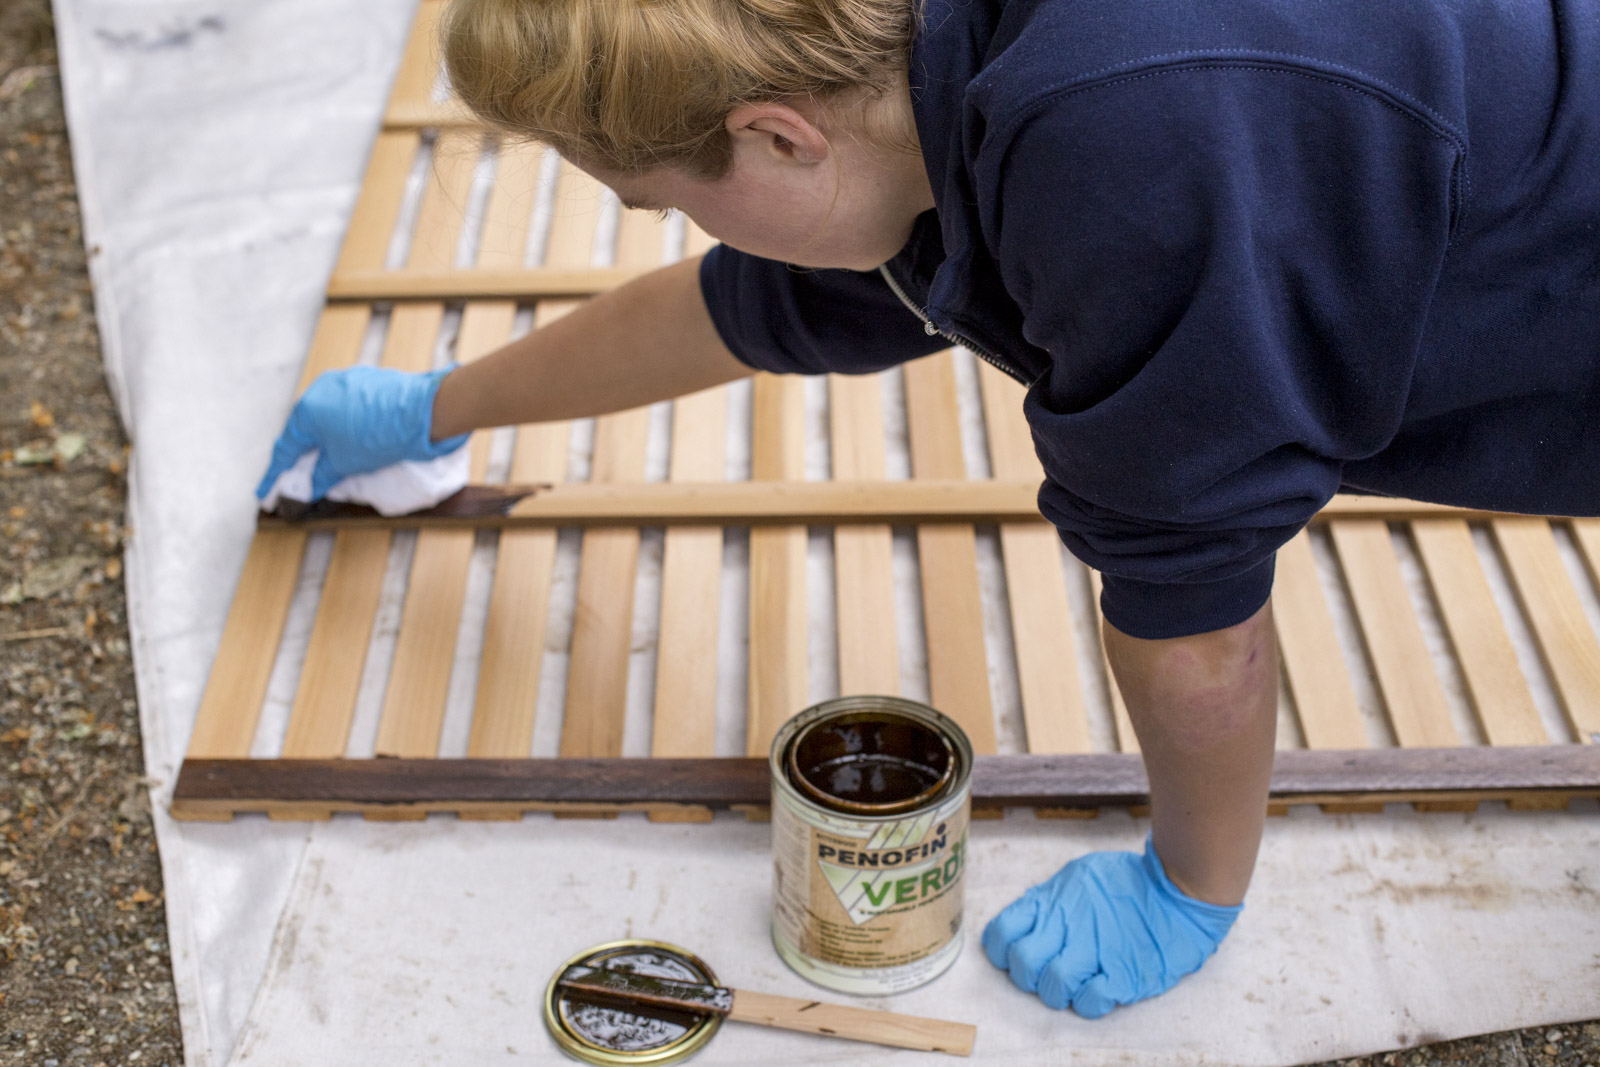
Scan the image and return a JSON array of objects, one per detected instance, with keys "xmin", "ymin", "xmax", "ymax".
[{"xmin": 700, "ymin": 0, "xmax": 1600, "ymax": 640}]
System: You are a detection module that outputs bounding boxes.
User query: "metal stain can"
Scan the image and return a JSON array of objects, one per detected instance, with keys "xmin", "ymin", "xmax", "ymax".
[{"xmin": 768, "ymin": 696, "xmax": 973, "ymax": 995}]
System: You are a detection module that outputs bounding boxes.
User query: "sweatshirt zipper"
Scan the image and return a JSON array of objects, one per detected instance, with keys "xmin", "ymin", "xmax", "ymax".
[{"xmin": 878, "ymin": 264, "xmax": 1029, "ymax": 385}]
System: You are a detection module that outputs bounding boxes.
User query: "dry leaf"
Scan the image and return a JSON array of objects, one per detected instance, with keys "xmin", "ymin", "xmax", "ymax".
[
  {"xmin": 13, "ymin": 555, "xmax": 97, "ymax": 601},
  {"xmin": 28, "ymin": 400, "xmax": 54, "ymax": 428},
  {"xmin": 53, "ymin": 433, "xmax": 86, "ymax": 463}
]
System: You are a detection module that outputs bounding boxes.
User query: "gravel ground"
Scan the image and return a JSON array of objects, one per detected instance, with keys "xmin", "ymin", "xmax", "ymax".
[{"xmin": 0, "ymin": 2, "xmax": 1595, "ymax": 1065}]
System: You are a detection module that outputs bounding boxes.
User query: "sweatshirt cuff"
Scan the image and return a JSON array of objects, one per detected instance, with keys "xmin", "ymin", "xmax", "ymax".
[{"xmin": 1099, "ymin": 556, "xmax": 1276, "ymax": 640}]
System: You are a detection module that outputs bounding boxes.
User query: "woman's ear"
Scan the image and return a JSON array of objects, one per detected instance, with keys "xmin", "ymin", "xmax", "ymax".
[{"xmin": 726, "ymin": 103, "xmax": 831, "ymax": 165}]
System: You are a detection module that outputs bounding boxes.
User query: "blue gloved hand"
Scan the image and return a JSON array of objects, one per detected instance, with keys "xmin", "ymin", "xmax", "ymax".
[
  {"xmin": 981, "ymin": 836, "xmax": 1241, "ymax": 1018},
  {"xmin": 254, "ymin": 365, "xmax": 468, "ymax": 503}
]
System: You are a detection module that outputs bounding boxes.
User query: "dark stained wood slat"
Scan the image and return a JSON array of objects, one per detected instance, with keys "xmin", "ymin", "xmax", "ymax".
[{"xmin": 171, "ymin": 746, "xmax": 1600, "ymax": 819}]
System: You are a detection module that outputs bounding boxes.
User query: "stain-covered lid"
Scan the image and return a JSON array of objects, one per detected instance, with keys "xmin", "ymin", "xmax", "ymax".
[{"xmin": 544, "ymin": 940, "xmax": 724, "ymax": 1065}]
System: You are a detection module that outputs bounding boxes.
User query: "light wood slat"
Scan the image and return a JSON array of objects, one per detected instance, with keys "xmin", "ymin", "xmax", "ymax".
[
  {"xmin": 684, "ymin": 221, "xmax": 718, "ymax": 257},
  {"xmin": 748, "ymin": 374, "xmax": 809, "ymax": 756},
  {"xmin": 1412, "ymin": 519, "xmax": 1547, "ymax": 746},
  {"xmin": 902, "ymin": 352, "xmax": 997, "ymax": 753},
  {"xmin": 1572, "ymin": 519, "xmax": 1600, "ymax": 588},
  {"xmin": 1273, "ymin": 531, "xmax": 1367, "ymax": 749},
  {"xmin": 327, "ymin": 266, "xmax": 648, "ymax": 302},
  {"xmin": 829, "ymin": 374, "xmax": 900, "ymax": 696},
  {"xmin": 333, "ymin": 132, "xmax": 421, "ymax": 276},
  {"xmin": 384, "ymin": 99, "xmax": 477, "ymax": 129},
  {"xmin": 652, "ymin": 385, "xmax": 728, "ymax": 763},
  {"xmin": 650, "ymin": 384, "xmax": 730, "ymax": 821},
  {"xmin": 476, "ymin": 139, "xmax": 546, "ymax": 269},
  {"xmin": 386, "ymin": 0, "xmax": 446, "ymax": 123},
  {"xmin": 189, "ymin": 124, "xmax": 416, "ymax": 761},
  {"xmin": 1329, "ymin": 520, "xmax": 1459, "ymax": 748},
  {"xmin": 1088, "ymin": 570, "xmax": 1139, "ymax": 753},
  {"xmin": 468, "ymin": 301, "xmax": 579, "ymax": 761},
  {"xmin": 291, "ymin": 130, "xmax": 477, "ymax": 775},
  {"xmin": 977, "ymin": 362, "xmax": 1087, "ymax": 754},
  {"xmin": 545, "ymin": 162, "xmax": 607, "ymax": 269},
  {"xmin": 278, "ymin": 527, "xmax": 390, "ymax": 762},
  {"xmin": 186, "ymin": 530, "xmax": 309, "ymax": 758},
  {"xmin": 559, "ymin": 206, "xmax": 667, "ymax": 760},
  {"xmin": 372, "ymin": 136, "xmax": 546, "ymax": 762},
  {"xmin": 1493, "ymin": 518, "xmax": 1600, "ymax": 743},
  {"xmin": 558, "ymin": 421, "xmax": 650, "ymax": 758}
]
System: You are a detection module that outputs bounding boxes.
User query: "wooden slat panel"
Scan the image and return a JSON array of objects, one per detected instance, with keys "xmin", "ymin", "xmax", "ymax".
[
  {"xmin": 467, "ymin": 301, "xmax": 578, "ymax": 760},
  {"xmin": 652, "ymin": 386, "xmax": 728, "ymax": 764},
  {"xmin": 977, "ymin": 362, "xmax": 1086, "ymax": 754},
  {"xmin": 1088, "ymin": 570, "xmax": 1139, "ymax": 753},
  {"xmin": 1273, "ymin": 531, "xmax": 1367, "ymax": 749},
  {"xmin": 902, "ymin": 352, "xmax": 997, "ymax": 752},
  {"xmin": 1329, "ymin": 520, "xmax": 1459, "ymax": 748},
  {"xmin": 558, "ymin": 206, "xmax": 666, "ymax": 760},
  {"xmin": 1494, "ymin": 518, "xmax": 1600, "ymax": 743},
  {"xmin": 829, "ymin": 374, "xmax": 900, "ymax": 696},
  {"xmin": 747, "ymin": 374, "xmax": 809, "ymax": 756},
  {"xmin": 1412, "ymin": 519, "xmax": 1547, "ymax": 746}
]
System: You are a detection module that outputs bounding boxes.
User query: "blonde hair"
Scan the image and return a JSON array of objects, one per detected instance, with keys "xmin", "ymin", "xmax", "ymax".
[{"xmin": 440, "ymin": 0, "xmax": 918, "ymax": 179}]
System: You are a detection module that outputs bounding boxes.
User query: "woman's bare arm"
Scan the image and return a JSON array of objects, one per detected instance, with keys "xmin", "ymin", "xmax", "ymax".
[
  {"xmin": 1104, "ymin": 602, "xmax": 1279, "ymax": 905},
  {"xmin": 430, "ymin": 256, "xmax": 750, "ymax": 438}
]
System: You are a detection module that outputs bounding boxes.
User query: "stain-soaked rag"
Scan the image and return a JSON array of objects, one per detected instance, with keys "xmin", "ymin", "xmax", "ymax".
[{"xmin": 256, "ymin": 446, "xmax": 470, "ymax": 517}]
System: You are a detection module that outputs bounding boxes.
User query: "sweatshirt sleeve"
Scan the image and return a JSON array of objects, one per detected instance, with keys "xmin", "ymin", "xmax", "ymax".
[
  {"xmin": 698, "ymin": 244, "xmax": 947, "ymax": 375},
  {"xmin": 980, "ymin": 63, "xmax": 1462, "ymax": 638}
]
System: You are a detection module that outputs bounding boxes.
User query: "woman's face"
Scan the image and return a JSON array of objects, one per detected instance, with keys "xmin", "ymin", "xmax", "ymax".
[{"xmin": 585, "ymin": 99, "xmax": 934, "ymax": 271}]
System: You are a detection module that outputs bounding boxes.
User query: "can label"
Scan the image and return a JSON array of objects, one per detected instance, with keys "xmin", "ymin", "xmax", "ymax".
[{"xmin": 768, "ymin": 699, "xmax": 973, "ymax": 995}]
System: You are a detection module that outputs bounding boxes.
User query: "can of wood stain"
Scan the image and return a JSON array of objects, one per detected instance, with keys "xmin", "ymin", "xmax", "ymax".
[{"xmin": 768, "ymin": 696, "xmax": 973, "ymax": 995}]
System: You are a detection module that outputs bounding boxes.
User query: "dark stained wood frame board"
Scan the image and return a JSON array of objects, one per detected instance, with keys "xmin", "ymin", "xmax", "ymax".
[
  {"xmin": 171, "ymin": 747, "xmax": 1600, "ymax": 820},
  {"xmin": 178, "ymin": 0, "xmax": 1600, "ymax": 822}
]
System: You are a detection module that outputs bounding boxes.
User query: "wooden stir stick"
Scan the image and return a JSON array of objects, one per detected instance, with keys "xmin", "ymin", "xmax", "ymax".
[{"xmin": 556, "ymin": 964, "xmax": 977, "ymax": 1056}]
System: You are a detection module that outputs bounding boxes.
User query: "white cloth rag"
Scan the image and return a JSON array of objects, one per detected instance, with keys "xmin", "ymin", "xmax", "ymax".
[{"xmin": 257, "ymin": 447, "xmax": 471, "ymax": 517}]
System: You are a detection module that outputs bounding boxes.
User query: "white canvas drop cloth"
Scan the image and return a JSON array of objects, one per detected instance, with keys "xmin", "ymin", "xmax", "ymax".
[{"xmin": 50, "ymin": 1, "xmax": 1600, "ymax": 1064}]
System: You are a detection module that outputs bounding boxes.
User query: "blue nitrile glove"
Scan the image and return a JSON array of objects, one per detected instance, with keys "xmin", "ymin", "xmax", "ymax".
[
  {"xmin": 254, "ymin": 365, "xmax": 468, "ymax": 503},
  {"xmin": 982, "ymin": 836, "xmax": 1241, "ymax": 1018}
]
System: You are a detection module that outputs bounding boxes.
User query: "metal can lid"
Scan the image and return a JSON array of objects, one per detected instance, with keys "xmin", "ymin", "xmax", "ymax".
[{"xmin": 544, "ymin": 940, "xmax": 724, "ymax": 1065}]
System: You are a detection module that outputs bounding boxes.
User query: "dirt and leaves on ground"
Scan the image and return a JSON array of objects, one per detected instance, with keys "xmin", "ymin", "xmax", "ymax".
[
  {"xmin": 1, "ymin": 1, "xmax": 181, "ymax": 1063},
  {"xmin": 0, "ymin": 0, "xmax": 1594, "ymax": 1064}
]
